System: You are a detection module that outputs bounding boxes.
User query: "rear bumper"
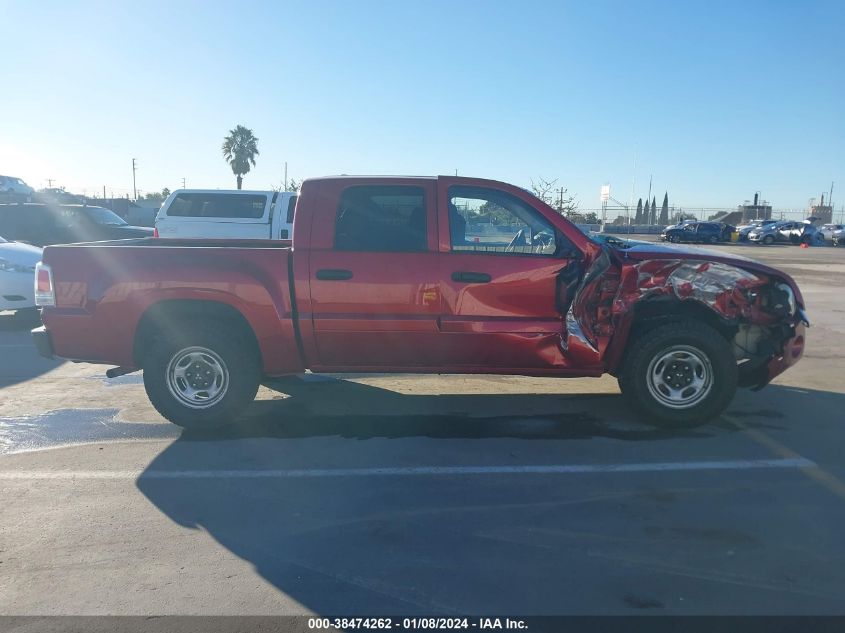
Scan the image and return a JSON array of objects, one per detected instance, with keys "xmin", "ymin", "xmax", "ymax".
[{"xmin": 31, "ymin": 326, "xmax": 55, "ymax": 359}]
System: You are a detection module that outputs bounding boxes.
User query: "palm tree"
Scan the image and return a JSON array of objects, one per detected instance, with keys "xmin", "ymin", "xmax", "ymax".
[{"xmin": 221, "ymin": 125, "xmax": 259, "ymax": 189}]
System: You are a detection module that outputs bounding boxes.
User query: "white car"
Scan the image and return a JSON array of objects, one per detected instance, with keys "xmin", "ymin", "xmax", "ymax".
[
  {"xmin": 818, "ymin": 223, "xmax": 843, "ymax": 242},
  {"xmin": 0, "ymin": 235, "xmax": 42, "ymax": 313},
  {"xmin": 0, "ymin": 175, "xmax": 35, "ymax": 195},
  {"xmin": 155, "ymin": 189, "xmax": 296, "ymax": 240}
]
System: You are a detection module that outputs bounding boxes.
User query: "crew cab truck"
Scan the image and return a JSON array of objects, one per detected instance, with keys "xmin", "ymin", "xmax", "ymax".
[{"xmin": 32, "ymin": 176, "xmax": 808, "ymax": 430}]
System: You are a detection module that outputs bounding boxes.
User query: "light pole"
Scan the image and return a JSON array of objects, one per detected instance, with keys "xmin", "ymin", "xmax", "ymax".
[{"xmin": 131, "ymin": 158, "xmax": 137, "ymax": 200}]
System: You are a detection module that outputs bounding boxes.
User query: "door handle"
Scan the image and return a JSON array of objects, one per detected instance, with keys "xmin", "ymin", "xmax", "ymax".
[
  {"xmin": 452, "ymin": 271, "xmax": 491, "ymax": 283},
  {"xmin": 316, "ymin": 269, "xmax": 353, "ymax": 281}
]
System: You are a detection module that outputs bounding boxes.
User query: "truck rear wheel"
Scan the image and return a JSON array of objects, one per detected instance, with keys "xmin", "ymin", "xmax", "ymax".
[
  {"xmin": 618, "ymin": 321, "xmax": 737, "ymax": 428},
  {"xmin": 143, "ymin": 324, "xmax": 260, "ymax": 430}
]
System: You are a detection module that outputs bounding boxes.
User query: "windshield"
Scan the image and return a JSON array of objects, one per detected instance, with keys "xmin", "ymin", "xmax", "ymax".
[{"xmin": 81, "ymin": 207, "xmax": 128, "ymax": 225}]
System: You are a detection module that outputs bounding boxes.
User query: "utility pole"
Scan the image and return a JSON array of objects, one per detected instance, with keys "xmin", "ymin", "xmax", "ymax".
[
  {"xmin": 181, "ymin": 177, "xmax": 186, "ymax": 189},
  {"xmin": 284, "ymin": 162, "xmax": 288, "ymax": 191},
  {"xmin": 46, "ymin": 178, "xmax": 54, "ymax": 188},
  {"xmin": 629, "ymin": 149, "xmax": 636, "ymax": 225},
  {"xmin": 131, "ymin": 158, "xmax": 137, "ymax": 200},
  {"xmin": 103, "ymin": 186, "xmax": 106, "ymax": 200}
]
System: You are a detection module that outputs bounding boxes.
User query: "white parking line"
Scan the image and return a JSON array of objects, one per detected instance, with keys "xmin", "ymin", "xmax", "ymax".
[{"xmin": 0, "ymin": 457, "xmax": 815, "ymax": 480}]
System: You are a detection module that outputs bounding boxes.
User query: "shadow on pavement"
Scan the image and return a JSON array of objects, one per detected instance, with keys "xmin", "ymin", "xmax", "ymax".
[
  {"xmin": 0, "ymin": 308, "xmax": 41, "ymax": 331},
  {"xmin": 136, "ymin": 378, "xmax": 845, "ymax": 614},
  {"xmin": 182, "ymin": 376, "xmax": 712, "ymax": 443},
  {"xmin": 0, "ymin": 310, "xmax": 63, "ymax": 388}
]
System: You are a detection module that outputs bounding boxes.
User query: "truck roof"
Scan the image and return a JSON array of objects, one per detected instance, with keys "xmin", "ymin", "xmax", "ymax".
[
  {"xmin": 167, "ymin": 189, "xmax": 283, "ymax": 195},
  {"xmin": 304, "ymin": 175, "xmax": 437, "ymax": 182}
]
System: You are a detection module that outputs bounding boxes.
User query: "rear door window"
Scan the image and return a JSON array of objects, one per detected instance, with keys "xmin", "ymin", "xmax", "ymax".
[
  {"xmin": 165, "ymin": 193, "xmax": 267, "ymax": 219},
  {"xmin": 334, "ymin": 185, "xmax": 427, "ymax": 252}
]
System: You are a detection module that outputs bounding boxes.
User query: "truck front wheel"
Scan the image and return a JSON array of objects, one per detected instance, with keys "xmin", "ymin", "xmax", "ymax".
[
  {"xmin": 143, "ymin": 324, "xmax": 260, "ymax": 430},
  {"xmin": 618, "ymin": 321, "xmax": 737, "ymax": 428}
]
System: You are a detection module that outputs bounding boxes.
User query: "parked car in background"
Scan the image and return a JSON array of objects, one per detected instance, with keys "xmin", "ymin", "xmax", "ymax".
[
  {"xmin": 788, "ymin": 220, "xmax": 823, "ymax": 245},
  {"xmin": 0, "ymin": 175, "xmax": 35, "ymax": 195},
  {"xmin": 35, "ymin": 188, "xmax": 83, "ymax": 204},
  {"xmin": 737, "ymin": 219, "xmax": 777, "ymax": 241},
  {"xmin": 818, "ymin": 223, "xmax": 843, "ymax": 242},
  {"xmin": 155, "ymin": 190, "xmax": 296, "ymax": 240},
  {"xmin": 719, "ymin": 223, "xmax": 736, "ymax": 242},
  {"xmin": 776, "ymin": 221, "xmax": 803, "ymax": 242},
  {"xmin": 748, "ymin": 220, "xmax": 792, "ymax": 245},
  {"xmin": 0, "ymin": 203, "xmax": 153, "ymax": 246},
  {"xmin": 33, "ymin": 175, "xmax": 807, "ymax": 431},
  {"xmin": 660, "ymin": 221, "xmax": 723, "ymax": 244},
  {"xmin": 0, "ymin": 235, "xmax": 41, "ymax": 315}
]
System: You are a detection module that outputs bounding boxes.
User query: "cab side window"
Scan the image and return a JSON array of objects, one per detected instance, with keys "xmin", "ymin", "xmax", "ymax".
[
  {"xmin": 334, "ymin": 185, "xmax": 427, "ymax": 252},
  {"xmin": 448, "ymin": 186, "xmax": 557, "ymax": 256}
]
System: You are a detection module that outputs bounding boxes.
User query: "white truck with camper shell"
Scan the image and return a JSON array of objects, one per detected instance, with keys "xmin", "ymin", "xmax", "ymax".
[{"xmin": 155, "ymin": 189, "xmax": 296, "ymax": 240}]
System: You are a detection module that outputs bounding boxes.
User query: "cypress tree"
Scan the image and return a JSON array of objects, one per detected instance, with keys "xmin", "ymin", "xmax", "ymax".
[
  {"xmin": 659, "ymin": 192, "xmax": 669, "ymax": 225},
  {"xmin": 651, "ymin": 196, "xmax": 658, "ymax": 224},
  {"xmin": 643, "ymin": 199, "xmax": 650, "ymax": 225},
  {"xmin": 635, "ymin": 198, "xmax": 643, "ymax": 224}
]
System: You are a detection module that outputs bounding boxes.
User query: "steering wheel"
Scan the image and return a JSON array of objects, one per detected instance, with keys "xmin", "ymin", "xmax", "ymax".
[
  {"xmin": 531, "ymin": 231, "xmax": 554, "ymax": 253},
  {"xmin": 505, "ymin": 229, "xmax": 526, "ymax": 253}
]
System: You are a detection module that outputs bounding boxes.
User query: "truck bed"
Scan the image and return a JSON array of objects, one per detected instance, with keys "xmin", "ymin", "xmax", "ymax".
[{"xmin": 39, "ymin": 238, "xmax": 301, "ymax": 375}]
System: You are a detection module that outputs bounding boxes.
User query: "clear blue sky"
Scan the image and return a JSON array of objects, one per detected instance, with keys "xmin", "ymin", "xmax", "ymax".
[{"xmin": 1, "ymin": 0, "xmax": 842, "ymax": 210}]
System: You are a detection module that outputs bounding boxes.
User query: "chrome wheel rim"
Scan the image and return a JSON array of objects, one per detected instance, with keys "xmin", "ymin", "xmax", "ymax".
[
  {"xmin": 165, "ymin": 346, "xmax": 229, "ymax": 409},
  {"xmin": 646, "ymin": 345, "xmax": 713, "ymax": 410}
]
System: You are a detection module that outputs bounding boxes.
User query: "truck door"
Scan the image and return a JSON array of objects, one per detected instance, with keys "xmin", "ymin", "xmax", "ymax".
[
  {"xmin": 306, "ymin": 179, "xmax": 442, "ymax": 368},
  {"xmin": 436, "ymin": 179, "xmax": 582, "ymax": 370}
]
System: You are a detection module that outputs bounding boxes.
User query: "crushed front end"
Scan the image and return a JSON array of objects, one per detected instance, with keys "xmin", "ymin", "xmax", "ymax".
[
  {"xmin": 568, "ymin": 244, "xmax": 808, "ymax": 390},
  {"xmin": 618, "ymin": 258, "xmax": 807, "ymax": 390}
]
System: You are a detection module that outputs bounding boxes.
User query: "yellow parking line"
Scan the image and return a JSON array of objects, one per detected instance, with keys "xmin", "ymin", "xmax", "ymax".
[{"xmin": 723, "ymin": 414, "xmax": 845, "ymax": 502}]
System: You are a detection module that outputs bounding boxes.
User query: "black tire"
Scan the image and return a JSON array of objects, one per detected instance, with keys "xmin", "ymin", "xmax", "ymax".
[
  {"xmin": 142, "ymin": 323, "xmax": 260, "ymax": 429},
  {"xmin": 763, "ymin": 235, "xmax": 774, "ymax": 245},
  {"xmin": 618, "ymin": 321, "xmax": 737, "ymax": 428},
  {"xmin": 669, "ymin": 235, "xmax": 680, "ymax": 243}
]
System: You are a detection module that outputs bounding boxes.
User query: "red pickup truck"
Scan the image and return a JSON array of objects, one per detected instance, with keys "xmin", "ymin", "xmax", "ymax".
[{"xmin": 31, "ymin": 176, "xmax": 807, "ymax": 430}]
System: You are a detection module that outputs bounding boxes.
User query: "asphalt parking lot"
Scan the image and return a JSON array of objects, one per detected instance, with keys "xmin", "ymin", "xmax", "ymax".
[{"xmin": 1, "ymin": 240, "xmax": 845, "ymax": 616}]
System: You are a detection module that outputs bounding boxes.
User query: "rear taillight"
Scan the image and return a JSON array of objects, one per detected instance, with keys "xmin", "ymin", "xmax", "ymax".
[
  {"xmin": 34, "ymin": 262, "xmax": 55, "ymax": 307},
  {"xmin": 153, "ymin": 227, "xmax": 159, "ymax": 238}
]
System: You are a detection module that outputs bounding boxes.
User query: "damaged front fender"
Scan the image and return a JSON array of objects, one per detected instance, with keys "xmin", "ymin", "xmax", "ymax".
[{"xmin": 567, "ymin": 249, "xmax": 805, "ymax": 385}]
